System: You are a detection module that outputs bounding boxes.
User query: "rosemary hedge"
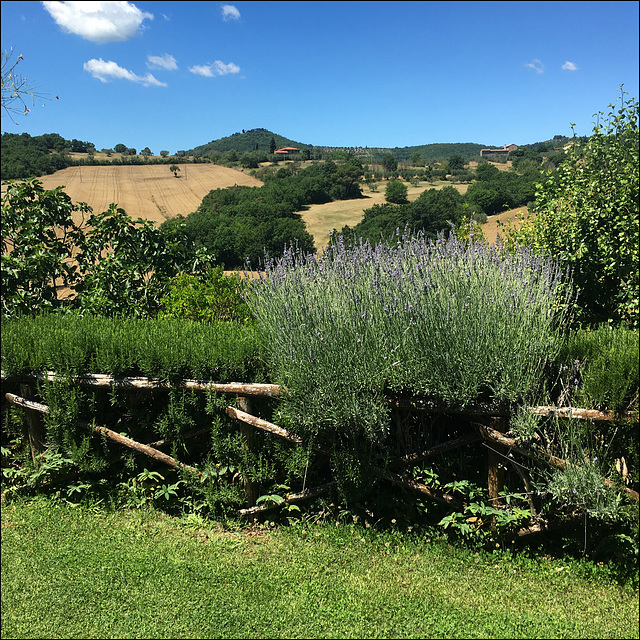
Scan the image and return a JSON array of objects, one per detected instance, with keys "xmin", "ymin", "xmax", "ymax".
[{"xmin": 1, "ymin": 314, "xmax": 266, "ymax": 382}]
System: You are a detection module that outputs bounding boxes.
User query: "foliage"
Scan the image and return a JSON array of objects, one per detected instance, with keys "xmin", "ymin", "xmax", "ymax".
[
  {"xmin": 1, "ymin": 314, "xmax": 265, "ymax": 381},
  {"xmin": 1, "ymin": 179, "xmax": 208, "ymax": 318},
  {"xmin": 1, "ymin": 132, "xmax": 71, "ymax": 179},
  {"xmin": 246, "ymin": 231, "xmax": 571, "ymax": 447},
  {"xmin": 178, "ymin": 158, "xmax": 364, "ymax": 268},
  {"xmin": 189, "ymin": 128, "xmax": 313, "ymax": 157},
  {"xmin": 159, "ymin": 267, "xmax": 252, "ymax": 323},
  {"xmin": 505, "ymin": 88, "xmax": 639, "ymax": 327},
  {"xmin": 336, "ymin": 186, "xmax": 467, "ymax": 245},
  {"xmin": 384, "ymin": 179, "xmax": 409, "ymax": 204},
  {"xmin": 558, "ymin": 324, "xmax": 639, "ymax": 413},
  {"xmin": 465, "ymin": 162, "xmax": 540, "ymax": 216}
]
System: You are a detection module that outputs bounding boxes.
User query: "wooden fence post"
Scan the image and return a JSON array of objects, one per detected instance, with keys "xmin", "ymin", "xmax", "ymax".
[
  {"xmin": 19, "ymin": 383, "xmax": 47, "ymax": 464},
  {"xmin": 237, "ymin": 396, "xmax": 260, "ymax": 514},
  {"xmin": 487, "ymin": 416, "xmax": 507, "ymax": 508}
]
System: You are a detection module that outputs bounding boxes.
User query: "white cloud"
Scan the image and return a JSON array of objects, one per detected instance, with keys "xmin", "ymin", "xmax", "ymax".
[
  {"xmin": 147, "ymin": 54, "xmax": 178, "ymax": 71},
  {"xmin": 189, "ymin": 61, "xmax": 241, "ymax": 77},
  {"xmin": 525, "ymin": 59, "xmax": 545, "ymax": 74},
  {"xmin": 42, "ymin": 1, "xmax": 153, "ymax": 44},
  {"xmin": 84, "ymin": 58, "xmax": 167, "ymax": 87},
  {"xmin": 562, "ymin": 61, "xmax": 578, "ymax": 71},
  {"xmin": 221, "ymin": 5, "xmax": 241, "ymax": 21}
]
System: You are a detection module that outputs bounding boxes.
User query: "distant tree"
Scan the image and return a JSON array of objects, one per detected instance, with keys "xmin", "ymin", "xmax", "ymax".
[
  {"xmin": 176, "ymin": 150, "xmax": 186, "ymax": 158},
  {"xmin": 160, "ymin": 150, "xmax": 169, "ymax": 158},
  {"xmin": 410, "ymin": 151, "xmax": 423, "ymax": 166},
  {"xmin": 70, "ymin": 139, "xmax": 87, "ymax": 153},
  {"xmin": 269, "ymin": 136, "xmax": 276, "ymax": 154},
  {"xmin": 114, "ymin": 143, "xmax": 127, "ymax": 153},
  {"xmin": 169, "ymin": 164, "xmax": 180, "ymax": 178},
  {"xmin": 141, "ymin": 146, "xmax": 152, "ymax": 158},
  {"xmin": 447, "ymin": 154, "xmax": 465, "ymax": 172},
  {"xmin": 126, "ymin": 148, "xmax": 137, "ymax": 156},
  {"xmin": 381, "ymin": 154, "xmax": 398, "ymax": 172},
  {"xmin": 385, "ymin": 179, "xmax": 409, "ymax": 204}
]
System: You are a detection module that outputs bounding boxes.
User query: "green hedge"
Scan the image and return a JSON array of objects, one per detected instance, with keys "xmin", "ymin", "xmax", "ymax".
[{"xmin": 1, "ymin": 314, "xmax": 266, "ymax": 382}]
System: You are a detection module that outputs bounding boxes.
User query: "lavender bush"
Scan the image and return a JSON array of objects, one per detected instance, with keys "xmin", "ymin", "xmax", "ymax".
[{"xmin": 246, "ymin": 230, "xmax": 572, "ymax": 443}]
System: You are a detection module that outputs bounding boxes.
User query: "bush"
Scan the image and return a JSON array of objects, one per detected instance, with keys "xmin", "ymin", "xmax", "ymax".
[
  {"xmin": 246, "ymin": 230, "xmax": 571, "ymax": 445},
  {"xmin": 384, "ymin": 180, "xmax": 408, "ymax": 204},
  {"xmin": 159, "ymin": 267, "xmax": 251, "ymax": 323},
  {"xmin": 506, "ymin": 89, "xmax": 639, "ymax": 327}
]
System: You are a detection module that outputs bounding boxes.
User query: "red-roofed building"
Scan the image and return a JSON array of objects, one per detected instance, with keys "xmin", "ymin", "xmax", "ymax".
[{"xmin": 274, "ymin": 147, "xmax": 300, "ymax": 156}]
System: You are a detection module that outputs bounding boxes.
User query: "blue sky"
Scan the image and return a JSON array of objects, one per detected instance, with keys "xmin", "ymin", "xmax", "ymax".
[{"xmin": 2, "ymin": 1, "xmax": 638, "ymax": 154}]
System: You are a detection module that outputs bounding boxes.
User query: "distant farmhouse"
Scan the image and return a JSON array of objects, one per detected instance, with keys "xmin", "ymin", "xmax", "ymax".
[
  {"xmin": 274, "ymin": 146, "xmax": 300, "ymax": 157},
  {"xmin": 480, "ymin": 143, "xmax": 518, "ymax": 157}
]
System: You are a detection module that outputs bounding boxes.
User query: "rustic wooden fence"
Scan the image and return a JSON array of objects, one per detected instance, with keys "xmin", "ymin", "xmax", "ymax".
[{"xmin": 3, "ymin": 371, "xmax": 638, "ymax": 537}]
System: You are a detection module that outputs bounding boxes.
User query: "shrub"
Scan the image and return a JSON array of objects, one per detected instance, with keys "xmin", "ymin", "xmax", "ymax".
[
  {"xmin": 159, "ymin": 267, "xmax": 251, "ymax": 323},
  {"xmin": 246, "ymin": 230, "xmax": 571, "ymax": 445},
  {"xmin": 384, "ymin": 180, "xmax": 409, "ymax": 204}
]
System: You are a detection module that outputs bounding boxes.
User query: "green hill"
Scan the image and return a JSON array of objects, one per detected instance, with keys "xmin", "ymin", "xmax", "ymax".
[{"xmin": 188, "ymin": 128, "xmax": 313, "ymax": 156}]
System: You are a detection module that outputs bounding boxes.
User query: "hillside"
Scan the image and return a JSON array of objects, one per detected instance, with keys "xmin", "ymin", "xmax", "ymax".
[
  {"xmin": 188, "ymin": 128, "xmax": 313, "ymax": 156},
  {"xmin": 35, "ymin": 164, "xmax": 263, "ymax": 225}
]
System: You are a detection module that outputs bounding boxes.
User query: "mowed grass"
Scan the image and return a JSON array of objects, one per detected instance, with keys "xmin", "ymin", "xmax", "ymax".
[{"xmin": 2, "ymin": 499, "xmax": 638, "ymax": 640}]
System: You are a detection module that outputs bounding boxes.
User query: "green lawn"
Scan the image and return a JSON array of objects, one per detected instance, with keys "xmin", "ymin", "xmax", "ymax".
[{"xmin": 1, "ymin": 499, "xmax": 638, "ymax": 639}]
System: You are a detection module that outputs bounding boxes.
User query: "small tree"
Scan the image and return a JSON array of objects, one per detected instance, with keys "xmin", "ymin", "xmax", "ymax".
[
  {"xmin": 169, "ymin": 164, "xmax": 180, "ymax": 178},
  {"xmin": 506, "ymin": 87, "xmax": 639, "ymax": 327},
  {"xmin": 160, "ymin": 150, "xmax": 169, "ymax": 158},
  {"xmin": 385, "ymin": 179, "xmax": 409, "ymax": 204}
]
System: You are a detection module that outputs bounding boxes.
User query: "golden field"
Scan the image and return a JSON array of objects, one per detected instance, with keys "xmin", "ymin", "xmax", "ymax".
[{"xmin": 34, "ymin": 163, "xmax": 263, "ymax": 225}]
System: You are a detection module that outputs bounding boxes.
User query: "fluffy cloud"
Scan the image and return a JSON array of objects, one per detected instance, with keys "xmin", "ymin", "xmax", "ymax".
[
  {"xmin": 188, "ymin": 61, "xmax": 241, "ymax": 77},
  {"xmin": 562, "ymin": 61, "xmax": 578, "ymax": 71},
  {"xmin": 42, "ymin": 0, "xmax": 153, "ymax": 44},
  {"xmin": 147, "ymin": 54, "xmax": 178, "ymax": 71},
  {"xmin": 525, "ymin": 59, "xmax": 545, "ymax": 74},
  {"xmin": 84, "ymin": 58, "xmax": 167, "ymax": 87},
  {"xmin": 221, "ymin": 5, "xmax": 241, "ymax": 21}
]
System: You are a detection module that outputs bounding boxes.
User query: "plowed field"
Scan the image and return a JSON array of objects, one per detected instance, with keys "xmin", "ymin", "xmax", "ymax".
[{"xmin": 35, "ymin": 164, "xmax": 263, "ymax": 225}]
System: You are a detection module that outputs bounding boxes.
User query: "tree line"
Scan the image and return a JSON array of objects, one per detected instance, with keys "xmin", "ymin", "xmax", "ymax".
[{"xmin": 164, "ymin": 158, "xmax": 364, "ymax": 269}]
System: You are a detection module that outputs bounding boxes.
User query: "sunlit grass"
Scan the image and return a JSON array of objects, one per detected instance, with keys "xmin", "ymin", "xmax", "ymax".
[{"xmin": 1, "ymin": 499, "xmax": 637, "ymax": 640}]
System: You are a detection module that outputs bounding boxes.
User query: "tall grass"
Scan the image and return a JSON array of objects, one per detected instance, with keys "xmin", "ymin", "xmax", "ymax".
[{"xmin": 246, "ymin": 231, "xmax": 571, "ymax": 441}]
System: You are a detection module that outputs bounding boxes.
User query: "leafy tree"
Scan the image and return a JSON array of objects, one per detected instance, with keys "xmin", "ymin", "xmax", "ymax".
[
  {"xmin": 381, "ymin": 154, "xmax": 398, "ymax": 172},
  {"xmin": 169, "ymin": 164, "xmax": 180, "ymax": 177},
  {"xmin": 447, "ymin": 154, "xmax": 465, "ymax": 173},
  {"xmin": 160, "ymin": 150, "xmax": 169, "ymax": 158},
  {"xmin": 506, "ymin": 88, "xmax": 639, "ymax": 327},
  {"xmin": 114, "ymin": 143, "xmax": 127, "ymax": 153},
  {"xmin": 1, "ymin": 179, "xmax": 209, "ymax": 318},
  {"xmin": 1, "ymin": 180, "xmax": 86, "ymax": 315},
  {"xmin": 410, "ymin": 152, "xmax": 423, "ymax": 167},
  {"xmin": 385, "ymin": 179, "xmax": 409, "ymax": 204},
  {"xmin": 269, "ymin": 136, "xmax": 277, "ymax": 154}
]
